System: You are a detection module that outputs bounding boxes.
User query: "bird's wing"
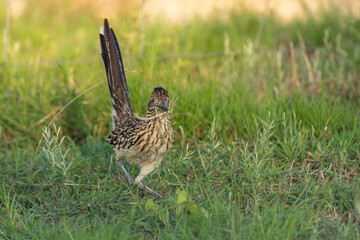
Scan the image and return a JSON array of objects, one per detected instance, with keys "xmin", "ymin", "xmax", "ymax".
[{"xmin": 100, "ymin": 19, "xmax": 134, "ymax": 128}]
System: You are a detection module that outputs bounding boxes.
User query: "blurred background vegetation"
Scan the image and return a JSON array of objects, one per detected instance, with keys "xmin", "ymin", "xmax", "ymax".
[{"xmin": 0, "ymin": 0, "xmax": 359, "ymax": 149}]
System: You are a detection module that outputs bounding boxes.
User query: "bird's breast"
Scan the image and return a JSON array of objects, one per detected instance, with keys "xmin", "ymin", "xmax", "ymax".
[{"xmin": 107, "ymin": 116, "xmax": 174, "ymax": 166}]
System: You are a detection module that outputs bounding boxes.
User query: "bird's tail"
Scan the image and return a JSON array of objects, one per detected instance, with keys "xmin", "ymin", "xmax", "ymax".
[{"xmin": 99, "ymin": 19, "xmax": 134, "ymax": 128}]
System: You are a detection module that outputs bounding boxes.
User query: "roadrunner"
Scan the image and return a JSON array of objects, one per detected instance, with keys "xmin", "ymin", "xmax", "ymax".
[{"xmin": 99, "ymin": 19, "xmax": 174, "ymax": 198}]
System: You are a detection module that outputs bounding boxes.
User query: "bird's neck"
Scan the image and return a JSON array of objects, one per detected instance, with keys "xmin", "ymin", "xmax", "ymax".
[
  {"xmin": 146, "ymin": 107, "xmax": 158, "ymax": 117},
  {"xmin": 146, "ymin": 107, "xmax": 169, "ymax": 120}
]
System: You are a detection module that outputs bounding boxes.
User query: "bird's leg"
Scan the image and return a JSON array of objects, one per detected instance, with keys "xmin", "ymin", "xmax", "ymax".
[
  {"xmin": 138, "ymin": 181, "xmax": 164, "ymax": 199},
  {"xmin": 135, "ymin": 165, "xmax": 164, "ymax": 199},
  {"xmin": 118, "ymin": 161, "xmax": 134, "ymax": 186}
]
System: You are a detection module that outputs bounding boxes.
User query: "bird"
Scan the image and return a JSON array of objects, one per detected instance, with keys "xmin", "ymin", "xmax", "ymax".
[{"xmin": 99, "ymin": 19, "xmax": 174, "ymax": 198}]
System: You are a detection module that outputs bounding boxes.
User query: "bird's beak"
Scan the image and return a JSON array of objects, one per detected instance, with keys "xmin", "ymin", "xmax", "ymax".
[{"xmin": 159, "ymin": 101, "xmax": 169, "ymax": 112}]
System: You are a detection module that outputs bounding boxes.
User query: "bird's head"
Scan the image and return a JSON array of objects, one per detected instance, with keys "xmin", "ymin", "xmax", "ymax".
[{"xmin": 147, "ymin": 87, "xmax": 170, "ymax": 114}]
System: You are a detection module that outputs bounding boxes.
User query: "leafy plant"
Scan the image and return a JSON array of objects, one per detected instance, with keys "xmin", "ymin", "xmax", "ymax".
[{"xmin": 40, "ymin": 124, "xmax": 73, "ymax": 180}]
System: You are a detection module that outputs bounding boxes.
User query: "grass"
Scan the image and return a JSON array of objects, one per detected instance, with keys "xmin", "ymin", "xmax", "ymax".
[{"xmin": 0, "ymin": 2, "xmax": 360, "ymax": 239}]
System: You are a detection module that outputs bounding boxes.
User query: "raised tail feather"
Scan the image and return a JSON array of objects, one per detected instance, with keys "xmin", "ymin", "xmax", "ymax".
[{"xmin": 99, "ymin": 19, "xmax": 134, "ymax": 128}]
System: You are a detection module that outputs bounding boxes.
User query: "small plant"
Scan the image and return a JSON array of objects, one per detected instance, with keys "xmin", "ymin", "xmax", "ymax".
[
  {"xmin": 144, "ymin": 189, "xmax": 206, "ymax": 226},
  {"xmin": 40, "ymin": 124, "xmax": 73, "ymax": 180}
]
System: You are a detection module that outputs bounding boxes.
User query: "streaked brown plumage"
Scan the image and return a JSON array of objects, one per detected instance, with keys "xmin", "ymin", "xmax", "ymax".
[{"xmin": 99, "ymin": 19, "xmax": 174, "ymax": 198}]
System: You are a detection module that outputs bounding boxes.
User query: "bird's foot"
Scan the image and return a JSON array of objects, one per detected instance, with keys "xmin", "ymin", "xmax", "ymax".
[
  {"xmin": 138, "ymin": 182, "xmax": 164, "ymax": 199},
  {"xmin": 118, "ymin": 162, "xmax": 134, "ymax": 186},
  {"xmin": 124, "ymin": 172, "xmax": 135, "ymax": 186}
]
